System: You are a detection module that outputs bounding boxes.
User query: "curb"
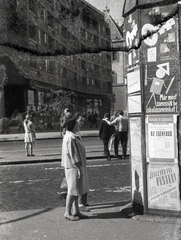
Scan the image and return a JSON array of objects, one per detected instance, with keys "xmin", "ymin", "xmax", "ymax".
[
  {"xmin": 0, "ymin": 155, "xmax": 107, "ymax": 165},
  {"xmin": 0, "ymin": 134, "xmax": 99, "ymax": 142},
  {"xmin": 132, "ymin": 214, "xmax": 181, "ymax": 224},
  {"xmin": 0, "ymin": 155, "xmax": 129, "ymax": 165}
]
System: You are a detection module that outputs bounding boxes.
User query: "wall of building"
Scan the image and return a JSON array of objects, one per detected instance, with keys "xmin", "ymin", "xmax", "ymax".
[{"xmin": 0, "ymin": 0, "xmax": 113, "ymax": 121}]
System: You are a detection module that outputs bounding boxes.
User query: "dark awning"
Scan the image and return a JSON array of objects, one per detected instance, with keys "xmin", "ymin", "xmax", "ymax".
[{"xmin": 123, "ymin": 0, "xmax": 179, "ymax": 17}]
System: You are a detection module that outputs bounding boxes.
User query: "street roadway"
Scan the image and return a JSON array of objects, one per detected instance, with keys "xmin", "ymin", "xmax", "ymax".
[
  {"xmin": 0, "ymin": 137, "xmax": 131, "ymax": 212},
  {"xmin": 0, "ymin": 136, "xmax": 126, "ymax": 162}
]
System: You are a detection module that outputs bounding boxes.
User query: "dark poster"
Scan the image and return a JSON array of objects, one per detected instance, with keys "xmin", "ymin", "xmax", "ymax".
[{"xmin": 140, "ymin": 5, "xmax": 180, "ymax": 114}]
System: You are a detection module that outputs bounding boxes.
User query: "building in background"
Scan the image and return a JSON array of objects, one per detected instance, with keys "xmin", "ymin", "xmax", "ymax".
[
  {"xmin": 0, "ymin": 0, "xmax": 113, "ymax": 122},
  {"xmin": 103, "ymin": 6, "xmax": 127, "ymax": 114}
]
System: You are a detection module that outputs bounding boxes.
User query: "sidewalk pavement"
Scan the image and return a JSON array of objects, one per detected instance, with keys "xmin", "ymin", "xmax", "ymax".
[
  {"xmin": 0, "ymin": 131, "xmax": 180, "ymax": 239},
  {"xmin": 0, "ymin": 201, "xmax": 180, "ymax": 240}
]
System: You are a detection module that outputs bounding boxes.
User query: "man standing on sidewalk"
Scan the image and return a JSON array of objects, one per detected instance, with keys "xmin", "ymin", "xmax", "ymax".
[
  {"xmin": 105, "ymin": 110, "xmax": 128, "ymax": 159},
  {"xmin": 99, "ymin": 113, "xmax": 113, "ymax": 161}
]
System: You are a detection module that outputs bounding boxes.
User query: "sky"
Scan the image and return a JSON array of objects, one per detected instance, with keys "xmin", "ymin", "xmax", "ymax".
[{"xmin": 85, "ymin": 0, "xmax": 124, "ymax": 25}]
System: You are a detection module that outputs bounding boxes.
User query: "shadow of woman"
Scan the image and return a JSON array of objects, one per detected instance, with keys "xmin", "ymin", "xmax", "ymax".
[{"xmin": 132, "ymin": 170, "xmax": 144, "ymax": 214}]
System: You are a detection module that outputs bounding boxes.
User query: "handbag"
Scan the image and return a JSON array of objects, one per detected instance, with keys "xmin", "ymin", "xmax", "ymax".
[{"xmin": 60, "ymin": 177, "xmax": 67, "ymax": 190}]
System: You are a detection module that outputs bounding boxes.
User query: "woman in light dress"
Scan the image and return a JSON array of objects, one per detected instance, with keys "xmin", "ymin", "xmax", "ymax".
[
  {"xmin": 61, "ymin": 117, "xmax": 89, "ymax": 221},
  {"xmin": 23, "ymin": 115, "xmax": 36, "ymax": 156}
]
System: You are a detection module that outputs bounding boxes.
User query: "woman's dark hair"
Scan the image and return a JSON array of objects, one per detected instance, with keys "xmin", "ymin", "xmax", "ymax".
[
  {"xmin": 104, "ymin": 113, "xmax": 110, "ymax": 118},
  {"xmin": 119, "ymin": 110, "xmax": 124, "ymax": 116},
  {"xmin": 66, "ymin": 117, "xmax": 77, "ymax": 131}
]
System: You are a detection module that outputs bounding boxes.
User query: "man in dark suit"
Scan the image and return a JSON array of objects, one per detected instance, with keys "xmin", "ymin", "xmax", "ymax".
[{"xmin": 99, "ymin": 113, "xmax": 114, "ymax": 161}]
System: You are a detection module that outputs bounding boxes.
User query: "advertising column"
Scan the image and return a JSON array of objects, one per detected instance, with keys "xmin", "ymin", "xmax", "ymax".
[
  {"xmin": 141, "ymin": 5, "xmax": 180, "ymax": 211},
  {"xmin": 125, "ymin": 12, "xmax": 144, "ymax": 211}
]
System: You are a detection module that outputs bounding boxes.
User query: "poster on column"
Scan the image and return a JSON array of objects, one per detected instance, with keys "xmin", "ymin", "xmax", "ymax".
[
  {"xmin": 141, "ymin": 6, "xmax": 179, "ymax": 114},
  {"xmin": 129, "ymin": 117, "xmax": 144, "ymax": 206},
  {"xmin": 148, "ymin": 163, "xmax": 180, "ymax": 211},
  {"xmin": 146, "ymin": 114, "xmax": 177, "ymax": 163}
]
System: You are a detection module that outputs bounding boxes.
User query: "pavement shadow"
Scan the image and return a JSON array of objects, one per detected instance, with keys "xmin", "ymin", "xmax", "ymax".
[
  {"xmin": 0, "ymin": 208, "xmax": 53, "ymax": 225},
  {"xmin": 88, "ymin": 201, "xmax": 130, "ymax": 210},
  {"xmin": 89, "ymin": 210, "xmax": 132, "ymax": 219},
  {"xmin": 89, "ymin": 206, "xmax": 143, "ymax": 220}
]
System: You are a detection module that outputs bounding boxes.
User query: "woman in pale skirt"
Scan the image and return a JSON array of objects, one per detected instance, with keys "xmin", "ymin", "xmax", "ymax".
[
  {"xmin": 23, "ymin": 115, "xmax": 36, "ymax": 156},
  {"xmin": 61, "ymin": 117, "xmax": 89, "ymax": 221}
]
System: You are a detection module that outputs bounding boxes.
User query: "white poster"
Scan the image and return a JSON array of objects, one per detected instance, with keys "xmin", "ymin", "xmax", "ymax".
[
  {"xmin": 130, "ymin": 117, "xmax": 144, "ymax": 206},
  {"xmin": 127, "ymin": 69, "xmax": 140, "ymax": 94},
  {"xmin": 146, "ymin": 114, "xmax": 177, "ymax": 163},
  {"xmin": 128, "ymin": 94, "xmax": 141, "ymax": 114},
  {"xmin": 148, "ymin": 163, "xmax": 180, "ymax": 211},
  {"xmin": 130, "ymin": 117, "xmax": 142, "ymax": 160},
  {"xmin": 147, "ymin": 47, "xmax": 157, "ymax": 62}
]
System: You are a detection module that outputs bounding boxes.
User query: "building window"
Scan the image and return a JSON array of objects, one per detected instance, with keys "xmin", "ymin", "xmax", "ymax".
[
  {"xmin": 106, "ymin": 53, "xmax": 111, "ymax": 62},
  {"xmin": 39, "ymin": 30, "xmax": 47, "ymax": 45},
  {"xmin": 63, "ymin": 68, "xmax": 68, "ymax": 78},
  {"xmin": 30, "ymin": 59, "xmax": 37, "ymax": 68},
  {"xmin": 93, "ymin": 35, "xmax": 99, "ymax": 45},
  {"xmin": 48, "ymin": 61, "xmax": 55, "ymax": 74},
  {"xmin": 74, "ymin": 73, "xmax": 77, "ymax": 84},
  {"xmin": 29, "ymin": 22, "xmax": 37, "ymax": 40},
  {"xmin": 45, "ymin": 59, "xmax": 48, "ymax": 71},
  {"xmin": 81, "ymin": 60, "xmax": 86, "ymax": 70},
  {"xmin": 28, "ymin": 0, "xmax": 36, "ymax": 15},
  {"xmin": 112, "ymin": 71, "xmax": 117, "ymax": 83},
  {"xmin": 38, "ymin": 3, "xmax": 46, "ymax": 21},
  {"xmin": 62, "ymin": 27, "xmax": 67, "ymax": 38},
  {"xmin": 107, "ymin": 68, "xmax": 112, "ymax": 78},
  {"xmin": 49, "ymin": 36, "xmax": 54, "ymax": 51},
  {"xmin": 82, "ymin": 76, "xmax": 86, "ymax": 86},
  {"xmin": 47, "ymin": 11, "xmax": 54, "ymax": 30},
  {"xmin": 95, "ymin": 79, "xmax": 100, "ymax": 88},
  {"xmin": 87, "ymin": 78, "xmax": 90, "ymax": 85},
  {"xmin": 112, "ymin": 52, "xmax": 119, "ymax": 62},
  {"xmin": 106, "ymin": 28, "xmax": 110, "ymax": 36},
  {"xmin": 44, "ymin": 33, "xmax": 47, "ymax": 44},
  {"xmin": 92, "ymin": 20, "xmax": 98, "ymax": 31}
]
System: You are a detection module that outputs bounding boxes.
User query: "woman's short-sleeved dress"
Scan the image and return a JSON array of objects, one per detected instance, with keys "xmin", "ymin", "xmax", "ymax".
[
  {"xmin": 61, "ymin": 130, "xmax": 89, "ymax": 196},
  {"xmin": 23, "ymin": 120, "xmax": 35, "ymax": 143}
]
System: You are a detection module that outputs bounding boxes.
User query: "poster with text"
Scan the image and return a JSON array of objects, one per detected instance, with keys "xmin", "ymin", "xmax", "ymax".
[
  {"xmin": 141, "ymin": 5, "xmax": 179, "ymax": 114},
  {"xmin": 148, "ymin": 163, "xmax": 180, "ymax": 211},
  {"xmin": 146, "ymin": 114, "xmax": 177, "ymax": 163}
]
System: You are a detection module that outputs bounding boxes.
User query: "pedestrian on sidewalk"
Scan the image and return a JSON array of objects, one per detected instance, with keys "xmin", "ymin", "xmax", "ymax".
[
  {"xmin": 74, "ymin": 114, "xmax": 90, "ymax": 211},
  {"xmin": 90, "ymin": 111, "xmax": 98, "ymax": 128},
  {"xmin": 60, "ymin": 108, "xmax": 72, "ymax": 136},
  {"xmin": 108, "ymin": 111, "xmax": 118, "ymax": 151},
  {"xmin": 61, "ymin": 117, "xmax": 89, "ymax": 221},
  {"xmin": 99, "ymin": 113, "xmax": 114, "ymax": 161},
  {"xmin": 105, "ymin": 110, "xmax": 128, "ymax": 159},
  {"xmin": 23, "ymin": 115, "xmax": 36, "ymax": 157}
]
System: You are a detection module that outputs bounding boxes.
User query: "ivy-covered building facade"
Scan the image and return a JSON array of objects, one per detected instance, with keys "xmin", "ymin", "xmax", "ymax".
[{"xmin": 0, "ymin": 0, "xmax": 112, "ymax": 121}]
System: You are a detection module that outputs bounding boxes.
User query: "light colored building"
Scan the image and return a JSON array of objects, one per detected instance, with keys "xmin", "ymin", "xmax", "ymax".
[{"xmin": 103, "ymin": 6, "xmax": 127, "ymax": 114}]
